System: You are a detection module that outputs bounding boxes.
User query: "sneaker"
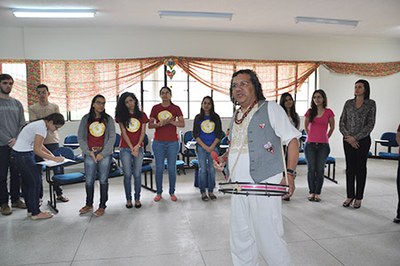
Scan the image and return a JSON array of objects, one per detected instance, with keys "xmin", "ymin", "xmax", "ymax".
[
  {"xmin": 170, "ymin": 194, "xmax": 178, "ymax": 202},
  {"xmin": 94, "ymin": 208, "xmax": 105, "ymax": 217},
  {"xmin": 154, "ymin": 194, "xmax": 162, "ymax": 202},
  {"xmin": 12, "ymin": 199, "xmax": 27, "ymax": 209},
  {"xmin": 79, "ymin": 205, "xmax": 93, "ymax": 214},
  {"xmin": 31, "ymin": 211, "xmax": 53, "ymax": 220},
  {"xmin": 56, "ymin": 195, "xmax": 69, "ymax": 202},
  {"xmin": 0, "ymin": 203, "xmax": 12, "ymax": 216}
]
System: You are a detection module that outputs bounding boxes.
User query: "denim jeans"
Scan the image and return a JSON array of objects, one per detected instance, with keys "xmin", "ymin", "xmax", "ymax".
[
  {"xmin": 152, "ymin": 140, "xmax": 179, "ymax": 195},
  {"xmin": 120, "ymin": 147, "xmax": 144, "ymax": 201},
  {"xmin": 196, "ymin": 145, "xmax": 216, "ymax": 193},
  {"xmin": 10, "ymin": 151, "xmax": 41, "ymax": 215},
  {"xmin": 343, "ymin": 136, "xmax": 371, "ymax": 200},
  {"xmin": 83, "ymin": 154, "xmax": 112, "ymax": 208},
  {"xmin": 0, "ymin": 145, "xmax": 21, "ymax": 205},
  {"xmin": 35, "ymin": 143, "xmax": 64, "ymax": 197},
  {"xmin": 304, "ymin": 142, "xmax": 330, "ymax": 195}
]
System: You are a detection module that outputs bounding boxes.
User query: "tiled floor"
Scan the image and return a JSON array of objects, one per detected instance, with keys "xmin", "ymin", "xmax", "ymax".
[{"xmin": 1, "ymin": 158, "xmax": 399, "ymax": 266}]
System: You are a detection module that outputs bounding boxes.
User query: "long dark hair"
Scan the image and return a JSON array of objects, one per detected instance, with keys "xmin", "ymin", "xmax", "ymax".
[
  {"xmin": 88, "ymin": 94, "xmax": 108, "ymax": 124},
  {"xmin": 279, "ymin": 92, "xmax": 299, "ymax": 129},
  {"xmin": 200, "ymin": 96, "xmax": 219, "ymax": 122},
  {"xmin": 229, "ymin": 69, "xmax": 266, "ymax": 104},
  {"xmin": 159, "ymin": 86, "xmax": 173, "ymax": 104},
  {"xmin": 115, "ymin": 92, "xmax": 143, "ymax": 128},
  {"xmin": 309, "ymin": 89, "xmax": 327, "ymax": 123},
  {"xmin": 355, "ymin": 79, "xmax": 371, "ymax": 100}
]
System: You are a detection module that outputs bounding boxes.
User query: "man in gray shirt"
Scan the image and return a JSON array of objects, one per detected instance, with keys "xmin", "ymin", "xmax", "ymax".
[{"xmin": 0, "ymin": 73, "xmax": 27, "ymax": 215}]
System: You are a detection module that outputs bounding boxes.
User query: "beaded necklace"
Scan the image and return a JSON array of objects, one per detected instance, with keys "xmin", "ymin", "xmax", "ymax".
[{"xmin": 234, "ymin": 100, "xmax": 257, "ymax": 125}]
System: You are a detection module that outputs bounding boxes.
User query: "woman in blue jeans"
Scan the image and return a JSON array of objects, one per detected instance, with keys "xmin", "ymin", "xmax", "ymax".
[
  {"xmin": 149, "ymin": 86, "xmax": 185, "ymax": 202},
  {"xmin": 11, "ymin": 113, "xmax": 65, "ymax": 220},
  {"xmin": 78, "ymin": 95, "xmax": 115, "ymax": 217},
  {"xmin": 193, "ymin": 96, "xmax": 223, "ymax": 201},
  {"xmin": 304, "ymin": 90, "xmax": 335, "ymax": 202},
  {"xmin": 115, "ymin": 92, "xmax": 148, "ymax": 209}
]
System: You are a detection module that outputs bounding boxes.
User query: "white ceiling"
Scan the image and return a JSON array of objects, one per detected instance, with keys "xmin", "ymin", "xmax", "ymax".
[{"xmin": 0, "ymin": 0, "xmax": 399, "ymax": 39}]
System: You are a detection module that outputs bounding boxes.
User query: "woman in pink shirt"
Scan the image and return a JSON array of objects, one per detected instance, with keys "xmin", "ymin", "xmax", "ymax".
[{"xmin": 304, "ymin": 90, "xmax": 335, "ymax": 202}]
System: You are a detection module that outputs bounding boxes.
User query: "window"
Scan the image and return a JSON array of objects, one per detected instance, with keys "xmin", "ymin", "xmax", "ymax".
[{"xmin": 295, "ymin": 71, "xmax": 316, "ymax": 116}]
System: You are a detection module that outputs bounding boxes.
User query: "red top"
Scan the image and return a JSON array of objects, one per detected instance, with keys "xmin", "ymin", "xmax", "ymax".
[
  {"xmin": 87, "ymin": 118, "xmax": 106, "ymax": 149},
  {"xmin": 118, "ymin": 113, "xmax": 149, "ymax": 148},
  {"xmin": 150, "ymin": 103, "xmax": 183, "ymax": 141},
  {"xmin": 305, "ymin": 108, "xmax": 334, "ymax": 143}
]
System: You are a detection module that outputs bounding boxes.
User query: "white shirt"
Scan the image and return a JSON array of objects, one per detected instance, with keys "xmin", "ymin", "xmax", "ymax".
[{"xmin": 13, "ymin": 120, "xmax": 47, "ymax": 152}]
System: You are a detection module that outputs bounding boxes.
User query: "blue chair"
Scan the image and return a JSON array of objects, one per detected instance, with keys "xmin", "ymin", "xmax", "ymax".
[
  {"xmin": 297, "ymin": 156, "xmax": 307, "ymax": 165},
  {"xmin": 164, "ymin": 159, "xmax": 186, "ymax": 175},
  {"xmin": 180, "ymin": 131, "xmax": 197, "ymax": 166},
  {"xmin": 64, "ymin": 135, "xmax": 79, "ymax": 149},
  {"xmin": 141, "ymin": 159, "xmax": 155, "ymax": 192},
  {"xmin": 376, "ymin": 132, "xmax": 399, "ymax": 160},
  {"xmin": 48, "ymin": 147, "xmax": 85, "ymax": 212},
  {"xmin": 324, "ymin": 156, "xmax": 337, "ymax": 183},
  {"xmin": 219, "ymin": 136, "xmax": 229, "ymax": 155},
  {"xmin": 63, "ymin": 135, "xmax": 83, "ymax": 162},
  {"xmin": 112, "ymin": 133, "xmax": 121, "ymax": 165}
]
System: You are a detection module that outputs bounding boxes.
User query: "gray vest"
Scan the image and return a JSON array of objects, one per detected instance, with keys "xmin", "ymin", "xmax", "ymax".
[{"xmin": 228, "ymin": 101, "xmax": 284, "ymax": 183}]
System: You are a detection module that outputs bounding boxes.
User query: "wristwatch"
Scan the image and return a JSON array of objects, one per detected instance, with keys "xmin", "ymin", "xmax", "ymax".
[{"xmin": 287, "ymin": 169, "xmax": 297, "ymax": 178}]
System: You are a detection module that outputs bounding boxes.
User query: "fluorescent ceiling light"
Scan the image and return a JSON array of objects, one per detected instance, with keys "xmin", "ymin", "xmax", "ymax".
[
  {"xmin": 295, "ymin": 16, "xmax": 358, "ymax": 27},
  {"xmin": 12, "ymin": 9, "xmax": 96, "ymax": 18},
  {"xmin": 159, "ymin": 11, "xmax": 232, "ymax": 21}
]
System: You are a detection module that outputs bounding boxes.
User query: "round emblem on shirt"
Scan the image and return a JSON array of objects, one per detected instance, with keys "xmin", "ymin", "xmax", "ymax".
[
  {"xmin": 127, "ymin": 118, "xmax": 140, "ymax": 133},
  {"xmin": 89, "ymin": 122, "xmax": 105, "ymax": 137},
  {"xmin": 201, "ymin": 120, "xmax": 215, "ymax": 134},
  {"xmin": 158, "ymin": 110, "xmax": 172, "ymax": 121}
]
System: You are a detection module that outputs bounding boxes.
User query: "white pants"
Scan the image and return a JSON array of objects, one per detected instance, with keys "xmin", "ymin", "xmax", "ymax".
[{"xmin": 230, "ymin": 176, "xmax": 292, "ymax": 266}]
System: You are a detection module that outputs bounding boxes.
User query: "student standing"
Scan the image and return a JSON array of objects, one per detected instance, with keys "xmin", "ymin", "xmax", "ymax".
[
  {"xmin": 0, "ymin": 74, "xmax": 26, "ymax": 216},
  {"xmin": 78, "ymin": 95, "xmax": 116, "ymax": 217},
  {"xmin": 193, "ymin": 96, "xmax": 223, "ymax": 201},
  {"xmin": 115, "ymin": 92, "xmax": 148, "ymax": 209},
  {"xmin": 340, "ymin": 79, "xmax": 376, "ymax": 209},
  {"xmin": 304, "ymin": 90, "xmax": 335, "ymax": 202},
  {"xmin": 148, "ymin": 86, "xmax": 185, "ymax": 202}
]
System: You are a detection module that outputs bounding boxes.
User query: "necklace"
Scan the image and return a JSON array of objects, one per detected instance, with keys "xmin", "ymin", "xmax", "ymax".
[{"xmin": 234, "ymin": 100, "xmax": 257, "ymax": 125}]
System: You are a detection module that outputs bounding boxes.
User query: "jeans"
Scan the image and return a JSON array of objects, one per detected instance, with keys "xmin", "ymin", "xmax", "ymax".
[
  {"xmin": 304, "ymin": 142, "xmax": 330, "ymax": 195},
  {"xmin": 152, "ymin": 140, "xmax": 179, "ymax": 195},
  {"xmin": 343, "ymin": 136, "xmax": 371, "ymax": 200},
  {"xmin": 396, "ymin": 156, "xmax": 400, "ymax": 218},
  {"xmin": 83, "ymin": 154, "xmax": 112, "ymax": 208},
  {"xmin": 10, "ymin": 151, "xmax": 41, "ymax": 215},
  {"xmin": 35, "ymin": 143, "xmax": 64, "ymax": 197},
  {"xmin": 196, "ymin": 145, "xmax": 216, "ymax": 193},
  {"xmin": 120, "ymin": 147, "xmax": 144, "ymax": 201},
  {"xmin": 0, "ymin": 145, "xmax": 22, "ymax": 205}
]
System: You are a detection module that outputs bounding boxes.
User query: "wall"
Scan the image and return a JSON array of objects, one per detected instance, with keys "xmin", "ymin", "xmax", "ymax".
[{"xmin": 1, "ymin": 26, "xmax": 400, "ymax": 157}]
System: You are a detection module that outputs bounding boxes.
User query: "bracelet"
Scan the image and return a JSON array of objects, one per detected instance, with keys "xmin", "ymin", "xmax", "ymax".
[{"xmin": 287, "ymin": 169, "xmax": 297, "ymax": 178}]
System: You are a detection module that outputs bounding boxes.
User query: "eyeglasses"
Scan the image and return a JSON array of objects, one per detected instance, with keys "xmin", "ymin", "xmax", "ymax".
[
  {"xmin": 231, "ymin": 80, "xmax": 251, "ymax": 89},
  {"xmin": 95, "ymin": 101, "xmax": 106, "ymax": 105}
]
